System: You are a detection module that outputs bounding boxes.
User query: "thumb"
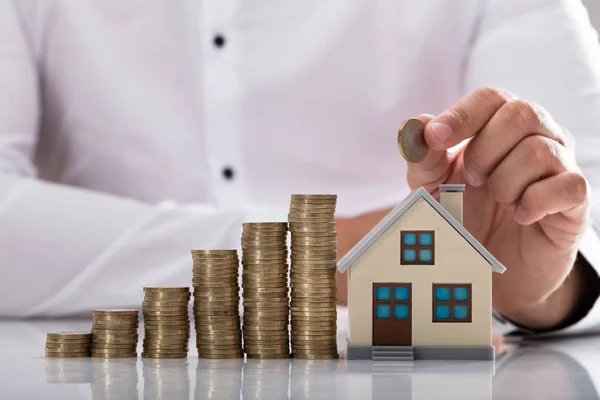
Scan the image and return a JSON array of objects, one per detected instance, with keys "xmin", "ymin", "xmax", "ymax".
[{"xmin": 405, "ymin": 114, "xmax": 453, "ymax": 190}]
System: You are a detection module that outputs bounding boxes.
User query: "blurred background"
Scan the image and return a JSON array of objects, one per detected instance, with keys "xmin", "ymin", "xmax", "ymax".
[{"xmin": 584, "ymin": 0, "xmax": 600, "ymax": 34}]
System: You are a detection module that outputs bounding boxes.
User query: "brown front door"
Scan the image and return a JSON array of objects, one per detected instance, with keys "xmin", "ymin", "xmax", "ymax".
[{"xmin": 372, "ymin": 283, "xmax": 412, "ymax": 346}]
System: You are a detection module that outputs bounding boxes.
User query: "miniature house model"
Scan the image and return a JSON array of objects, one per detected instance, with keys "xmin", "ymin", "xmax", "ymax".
[{"xmin": 338, "ymin": 184, "xmax": 506, "ymax": 361}]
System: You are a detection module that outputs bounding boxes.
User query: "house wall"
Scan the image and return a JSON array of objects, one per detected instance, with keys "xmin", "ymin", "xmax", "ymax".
[{"xmin": 348, "ymin": 197, "xmax": 492, "ymax": 346}]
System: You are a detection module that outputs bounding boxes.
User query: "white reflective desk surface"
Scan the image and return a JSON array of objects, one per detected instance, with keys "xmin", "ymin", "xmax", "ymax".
[{"xmin": 1, "ymin": 309, "xmax": 599, "ymax": 400}]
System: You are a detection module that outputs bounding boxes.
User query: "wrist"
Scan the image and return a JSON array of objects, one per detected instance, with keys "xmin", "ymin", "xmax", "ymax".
[{"xmin": 500, "ymin": 253, "xmax": 599, "ymax": 332}]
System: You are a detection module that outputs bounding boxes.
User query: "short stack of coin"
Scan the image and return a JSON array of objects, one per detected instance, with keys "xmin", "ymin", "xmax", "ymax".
[
  {"xmin": 241, "ymin": 222, "xmax": 290, "ymax": 359},
  {"xmin": 91, "ymin": 309, "xmax": 139, "ymax": 358},
  {"xmin": 192, "ymin": 249, "xmax": 243, "ymax": 359},
  {"xmin": 45, "ymin": 332, "xmax": 91, "ymax": 358},
  {"xmin": 142, "ymin": 287, "xmax": 191, "ymax": 359},
  {"xmin": 288, "ymin": 194, "xmax": 338, "ymax": 360}
]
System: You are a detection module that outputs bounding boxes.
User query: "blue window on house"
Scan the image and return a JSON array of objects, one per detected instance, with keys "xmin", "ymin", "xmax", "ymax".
[
  {"xmin": 435, "ymin": 305, "xmax": 450, "ymax": 319},
  {"xmin": 403, "ymin": 249, "xmax": 416, "ymax": 262},
  {"xmin": 394, "ymin": 286, "xmax": 409, "ymax": 301},
  {"xmin": 419, "ymin": 249, "xmax": 432, "ymax": 262},
  {"xmin": 401, "ymin": 231, "xmax": 434, "ymax": 265},
  {"xmin": 376, "ymin": 286, "xmax": 391, "ymax": 301},
  {"xmin": 453, "ymin": 305, "xmax": 469, "ymax": 319},
  {"xmin": 403, "ymin": 233, "xmax": 417, "ymax": 245},
  {"xmin": 394, "ymin": 305, "xmax": 409, "ymax": 319},
  {"xmin": 435, "ymin": 287, "xmax": 450, "ymax": 301},
  {"xmin": 376, "ymin": 305, "xmax": 390, "ymax": 318},
  {"xmin": 419, "ymin": 233, "xmax": 433, "ymax": 246},
  {"xmin": 375, "ymin": 284, "xmax": 410, "ymax": 322},
  {"xmin": 433, "ymin": 284, "xmax": 472, "ymax": 322},
  {"xmin": 454, "ymin": 287, "xmax": 469, "ymax": 301}
]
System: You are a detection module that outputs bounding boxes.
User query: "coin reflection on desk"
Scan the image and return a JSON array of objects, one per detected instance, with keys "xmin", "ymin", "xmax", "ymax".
[
  {"xmin": 143, "ymin": 358, "xmax": 190, "ymax": 399},
  {"xmin": 91, "ymin": 358, "xmax": 139, "ymax": 399},
  {"xmin": 290, "ymin": 359, "xmax": 341, "ymax": 399},
  {"xmin": 45, "ymin": 358, "xmax": 92, "ymax": 384},
  {"xmin": 242, "ymin": 359, "xmax": 291, "ymax": 399},
  {"xmin": 195, "ymin": 359, "xmax": 244, "ymax": 399},
  {"xmin": 4, "ymin": 318, "xmax": 600, "ymax": 399}
]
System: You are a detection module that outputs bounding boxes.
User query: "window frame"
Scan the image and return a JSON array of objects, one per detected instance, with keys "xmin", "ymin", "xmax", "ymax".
[
  {"xmin": 373, "ymin": 283, "xmax": 411, "ymax": 320},
  {"xmin": 432, "ymin": 283, "xmax": 472, "ymax": 323},
  {"xmin": 401, "ymin": 230, "xmax": 435, "ymax": 265}
]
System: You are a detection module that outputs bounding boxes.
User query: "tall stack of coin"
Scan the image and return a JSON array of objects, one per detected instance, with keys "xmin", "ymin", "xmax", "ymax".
[
  {"xmin": 142, "ymin": 287, "xmax": 191, "ymax": 359},
  {"xmin": 192, "ymin": 249, "xmax": 243, "ymax": 359},
  {"xmin": 241, "ymin": 222, "xmax": 290, "ymax": 359},
  {"xmin": 288, "ymin": 194, "xmax": 338, "ymax": 359},
  {"xmin": 45, "ymin": 332, "xmax": 91, "ymax": 358},
  {"xmin": 91, "ymin": 309, "xmax": 139, "ymax": 358}
]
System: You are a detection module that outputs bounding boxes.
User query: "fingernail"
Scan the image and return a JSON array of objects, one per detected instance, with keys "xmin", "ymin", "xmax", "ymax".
[
  {"xmin": 429, "ymin": 121, "xmax": 452, "ymax": 143},
  {"xmin": 465, "ymin": 169, "xmax": 482, "ymax": 187},
  {"xmin": 514, "ymin": 204, "xmax": 527, "ymax": 224}
]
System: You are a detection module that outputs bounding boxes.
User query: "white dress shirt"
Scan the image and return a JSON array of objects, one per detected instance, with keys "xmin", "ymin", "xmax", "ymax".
[{"xmin": 1, "ymin": 0, "xmax": 600, "ymax": 327}]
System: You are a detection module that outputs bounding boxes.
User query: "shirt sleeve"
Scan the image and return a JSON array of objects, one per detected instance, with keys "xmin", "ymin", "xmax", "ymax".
[
  {"xmin": 465, "ymin": 0, "xmax": 600, "ymax": 334},
  {"xmin": 0, "ymin": 173, "xmax": 287, "ymax": 317},
  {"xmin": 0, "ymin": 2, "xmax": 286, "ymax": 317}
]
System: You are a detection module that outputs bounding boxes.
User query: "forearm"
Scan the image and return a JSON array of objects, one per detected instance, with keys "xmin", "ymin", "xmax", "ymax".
[{"xmin": 0, "ymin": 173, "xmax": 283, "ymax": 317}]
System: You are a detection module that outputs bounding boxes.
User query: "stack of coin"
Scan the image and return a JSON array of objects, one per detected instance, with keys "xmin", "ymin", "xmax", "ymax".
[
  {"xmin": 241, "ymin": 222, "xmax": 290, "ymax": 359},
  {"xmin": 91, "ymin": 309, "xmax": 139, "ymax": 358},
  {"xmin": 192, "ymin": 249, "xmax": 243, "ymax": 359},
  {"xmin": 45, "ymin": 332, "xmax": 91, "ymax": 358},
  {"xmin": 142, "ymin": 287, "xmax": 191, "ymax": 359},
  {"xmin": 288, "ymin": 194, "xmax": 338, "ymax": 359}
]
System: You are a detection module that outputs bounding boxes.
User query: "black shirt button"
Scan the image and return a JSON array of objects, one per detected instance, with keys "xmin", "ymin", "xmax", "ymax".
[
  {"xmin": 222, "ymin": 167, "xmax": 234, "ymax": 180},
  {"xmin": 213, "ymin": 35, "xmax": 226, "ymax": 48}
]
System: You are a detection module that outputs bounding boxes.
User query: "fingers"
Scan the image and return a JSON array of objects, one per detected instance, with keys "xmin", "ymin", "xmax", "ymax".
[
  {"xmin": 514, "ymin": 171, "xmax": 589, "ymax": 226},
  {"xmin": 424, "ymin": 87, "xmax": 514, "ymax": 151},
  {"xmin": 486, "ymin": 136, "xmax": 569, "ymax": 207},
  {"xmin": 492, "ymin": 329, "xmax": 508, "ymax": 356},
  {"xmin": 463, "ymin": 99, "xmax": 573, "ymax": 187}
]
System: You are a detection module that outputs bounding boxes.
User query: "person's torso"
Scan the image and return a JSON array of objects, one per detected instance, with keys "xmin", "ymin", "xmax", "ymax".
[{"xmin": 16, "ymin": 0, "xmax": 481, "ymax": 215}]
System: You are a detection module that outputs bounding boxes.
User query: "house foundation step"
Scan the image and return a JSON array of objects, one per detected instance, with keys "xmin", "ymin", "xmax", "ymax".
[{"xmin": 372, "ymin": 346, "xmax": 414, "ymax": 362}]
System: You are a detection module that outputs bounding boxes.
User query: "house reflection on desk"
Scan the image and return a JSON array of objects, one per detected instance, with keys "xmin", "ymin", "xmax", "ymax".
[
  {"xmin": 42, "ymin": 347, "xmax": 600, "ymax": 400},
  {"xmin": 345, "ymin": 360, "xmax": 494, "ymax": 400}
]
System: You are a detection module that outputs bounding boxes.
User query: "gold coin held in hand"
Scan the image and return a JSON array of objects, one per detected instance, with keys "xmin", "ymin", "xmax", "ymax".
[{"xmin": 398, "ymin": 118, "xmax": 428, "ymax": 163}]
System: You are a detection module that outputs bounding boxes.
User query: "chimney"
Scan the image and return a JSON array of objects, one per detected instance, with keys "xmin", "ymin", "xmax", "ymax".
[{"xmin": 439, "ymin": 184, "xmax": 465, "ymax": 225}]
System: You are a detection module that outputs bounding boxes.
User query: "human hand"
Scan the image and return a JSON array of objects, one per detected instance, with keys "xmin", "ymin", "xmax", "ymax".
[
  {"xmin": 492, "ymin": 329, "xmax": 508, "ymax": 356},
  {"xmin": 406, "ymin": 87, "xmax": 590, "ymax": 329}
]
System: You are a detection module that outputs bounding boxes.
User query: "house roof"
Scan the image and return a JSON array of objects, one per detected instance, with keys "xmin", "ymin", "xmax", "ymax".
[{"xmin": 337, "ymin": 187, "xmax": 507, "ymax": 274}]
